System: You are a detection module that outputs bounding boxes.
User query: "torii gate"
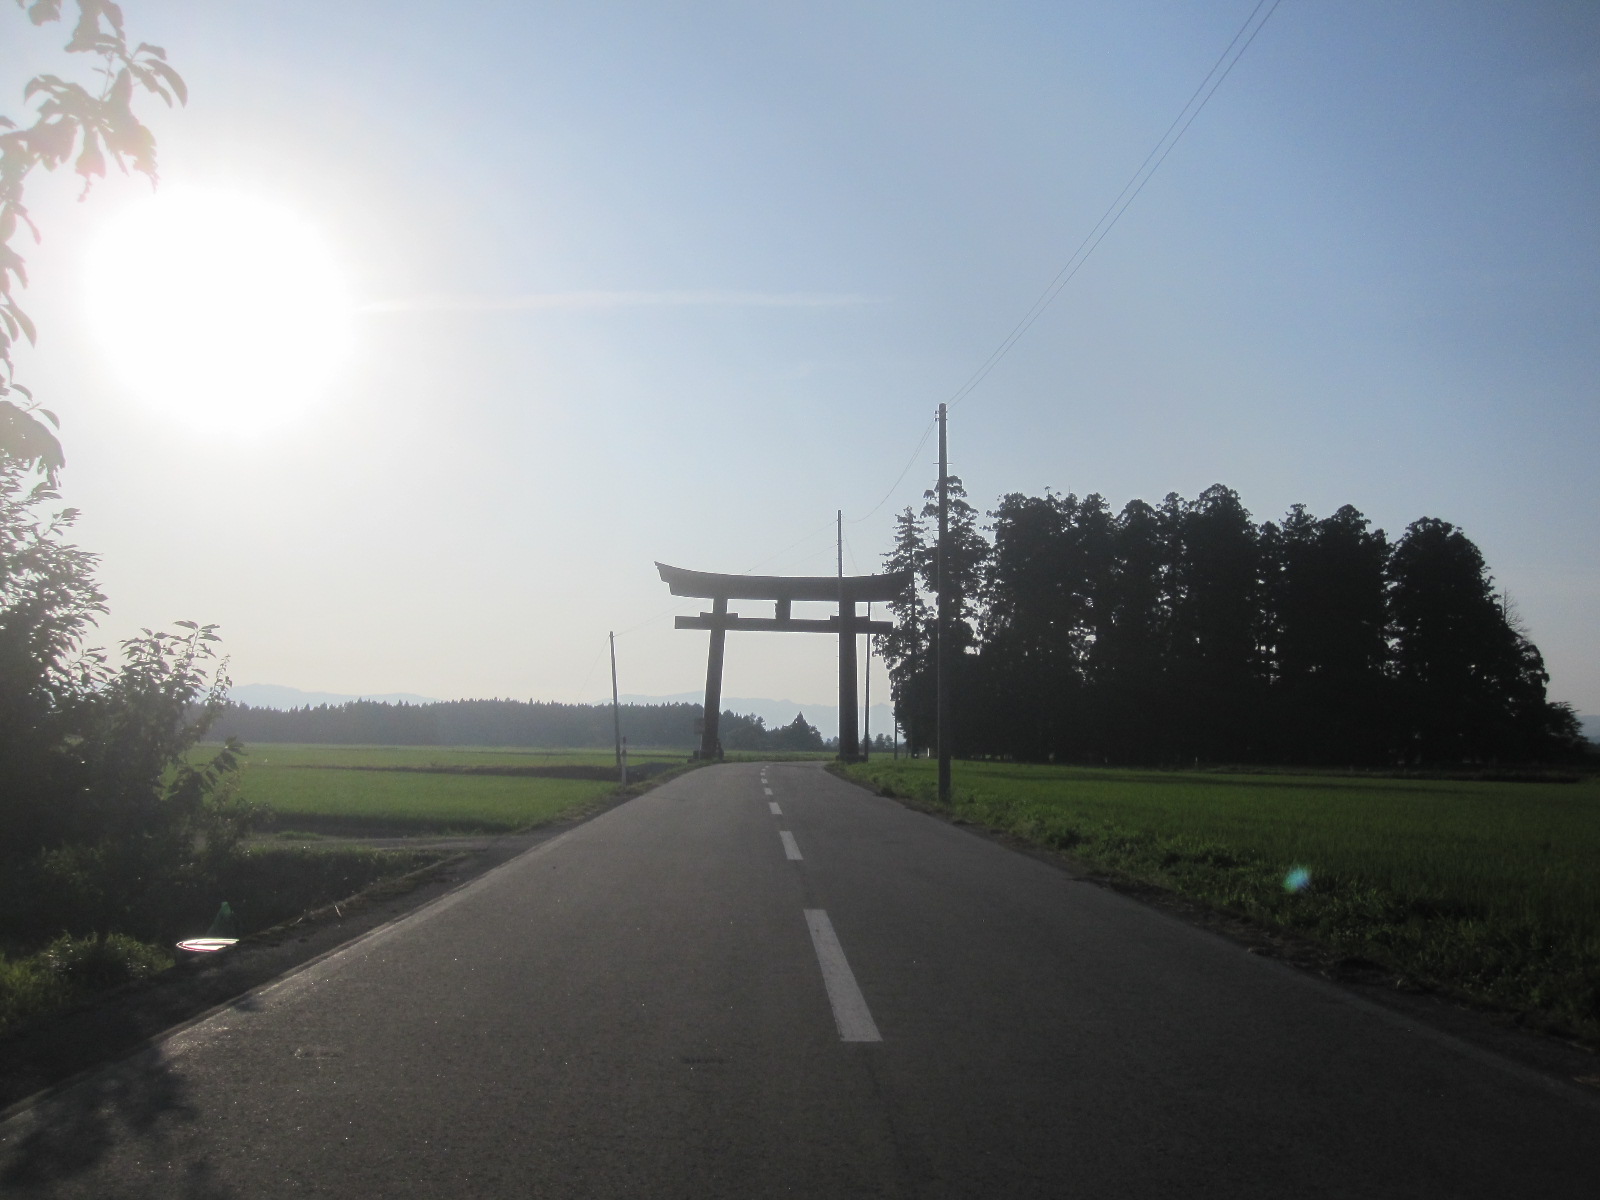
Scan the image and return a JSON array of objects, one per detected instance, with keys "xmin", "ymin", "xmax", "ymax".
[{"xmin": 657, "ymin": 562, "xmax": 911, "ymax": 760}]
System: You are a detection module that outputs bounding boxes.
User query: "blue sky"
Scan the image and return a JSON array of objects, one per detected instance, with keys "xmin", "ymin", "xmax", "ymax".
[{"xmin": 7, "ymin": 1, "xmax": 1598, "ymax": 712}]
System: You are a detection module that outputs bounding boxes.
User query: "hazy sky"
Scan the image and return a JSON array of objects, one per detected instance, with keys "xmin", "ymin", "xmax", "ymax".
[{"xmin": 7, "ymin": 1, "xmax": 1598, "ymax": 713}]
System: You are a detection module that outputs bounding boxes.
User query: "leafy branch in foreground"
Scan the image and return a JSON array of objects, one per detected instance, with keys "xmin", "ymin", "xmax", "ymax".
[
  {"xmin": 0, "ymin": 0, "xmax": 187, "ymax": 474},
  {"xmin": 1, "ymin": 459, "xmax": 246, "ymax": 863}
]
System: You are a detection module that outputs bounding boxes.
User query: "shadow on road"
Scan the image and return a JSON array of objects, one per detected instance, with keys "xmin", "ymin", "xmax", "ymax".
[{"xmin": 2, "ymin": 1039, "xmax": 233, "ymax": 1199}]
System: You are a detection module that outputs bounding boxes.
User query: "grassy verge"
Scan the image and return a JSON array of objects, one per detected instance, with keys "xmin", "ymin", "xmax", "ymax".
[
  {"xmin": 839, "ymin": 758, "xmax": 1600, "ymax": 1046},
  {"xmin": 0, "ymin": 845, "xmax": 444, "ymax": 1036},
  {"xmin": 0, "ymin": 934, "xmax": 174, "ymax": 1035}
]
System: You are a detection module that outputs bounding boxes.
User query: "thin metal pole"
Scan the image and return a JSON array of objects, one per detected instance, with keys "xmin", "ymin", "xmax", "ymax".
[
  {"xmin": 609, "ymin": 631, "xmax": 626, "ymax": 784},
  {"xmin": 936, "ymin": 403, "xmax": 951, "ymax": 803}
]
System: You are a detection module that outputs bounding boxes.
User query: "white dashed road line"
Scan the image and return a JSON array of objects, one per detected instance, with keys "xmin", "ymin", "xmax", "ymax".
[
  {"xmin": 804, "ymin": 909, "xmax": 882, "ymax": 1043},
  {"xmin": 763, "ymin": 786, "xmax": 773, "ymax": 796},
  {"xmin": 780, "ymin": 831, "xmax": 802, "ymax": 860},
  {"xmin": 769, "ymin": 801, "xmax": 781, "ymax": 815}
]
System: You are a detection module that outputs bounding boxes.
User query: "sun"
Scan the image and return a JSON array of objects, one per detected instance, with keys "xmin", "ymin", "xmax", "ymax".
[{"xmin": 85, "ymin": 189, "xmax": 353, "ymax": 435}]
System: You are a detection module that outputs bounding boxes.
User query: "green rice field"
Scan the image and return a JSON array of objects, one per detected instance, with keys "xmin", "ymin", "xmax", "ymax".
[
  {"xmin": 841, "ymin": 759, "xmax": 1600, "ymax": 1043},
  {"xmin": 225, "ymin": 744, "xmax": 688, "ymax": 834}
]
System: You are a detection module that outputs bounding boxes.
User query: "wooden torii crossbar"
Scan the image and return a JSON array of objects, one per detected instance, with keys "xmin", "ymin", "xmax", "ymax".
[{"xmin": 656, "ymin": 562, "xmax": 910, "ymax": 760}]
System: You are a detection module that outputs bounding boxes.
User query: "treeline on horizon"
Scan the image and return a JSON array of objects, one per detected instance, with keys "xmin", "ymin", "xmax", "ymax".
[
  {"xmin": 880, "ymin": 481, "xmax": 1583, "ymax": 767},
  {"xmin": 209, "ymin": 698, "xmax": 837, "ymax": 753}
]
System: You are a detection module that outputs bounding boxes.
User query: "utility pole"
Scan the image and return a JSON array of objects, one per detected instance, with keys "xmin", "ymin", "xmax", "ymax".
[
  {"xmin": 609, "ymin": 631, "xmax": 626, "ymax": 784},
  {"xmin": 936, "ymin": 403, "xmax": 951, "ymax": 803}
]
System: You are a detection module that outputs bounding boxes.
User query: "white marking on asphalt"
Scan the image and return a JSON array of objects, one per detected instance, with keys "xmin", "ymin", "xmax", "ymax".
[
  {"xmin": 804, "ymin": 910, "xmax": 882, "ymax": 1043},
  {"xmin": 769, "ymin": 801, "xmax": 782, "ymax": 815},
  {"xmin": 780, "ymin": 830, "xmax": 802, "ymax": 860},
  {"xmin": 763, "ymin": 786, "xmax": 773, "ymax": 796}
]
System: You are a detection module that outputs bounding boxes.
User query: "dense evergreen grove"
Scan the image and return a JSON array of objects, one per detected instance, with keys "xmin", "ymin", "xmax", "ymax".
[
  {"xmin": 210, "ymin": 699, "xmax": 833, "ymax": 754},
  {"xmin": 881, "ymin": 482, "xmax": 1582, "ymax": 766}
]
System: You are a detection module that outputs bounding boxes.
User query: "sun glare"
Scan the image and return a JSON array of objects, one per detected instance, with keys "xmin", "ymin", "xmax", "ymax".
[{"xmin": 85, "ymin": 189, "xmax": 352, "ymax": 435}]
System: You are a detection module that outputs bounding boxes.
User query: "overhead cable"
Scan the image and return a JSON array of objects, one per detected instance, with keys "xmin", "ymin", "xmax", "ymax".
[{"xmin": 947, "ymin": 0, "xmax": 1283, "ymax": 410}]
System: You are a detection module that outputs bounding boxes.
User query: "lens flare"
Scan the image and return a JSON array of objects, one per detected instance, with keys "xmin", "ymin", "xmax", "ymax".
[{"xmin": 1283, "ymin": 866, "xmax": 1312, "ymax": 893}]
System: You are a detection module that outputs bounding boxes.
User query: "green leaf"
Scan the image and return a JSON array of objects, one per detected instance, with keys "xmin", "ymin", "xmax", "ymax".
[
  {"xmin": 74, "ymin": 130, "xmax": 105, "ymax": 179},
  {"xmin": 26, "ymin": 1, "xmax": 64, "ymax": 27},
  {"xmin": 146, "ymin": 59, "xmax": 186, "ymax": 106}
]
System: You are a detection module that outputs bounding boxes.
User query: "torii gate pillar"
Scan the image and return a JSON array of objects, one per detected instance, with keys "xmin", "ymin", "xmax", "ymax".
[
  {"xmin": 837, "ymin": 600, "xmax": 858, "ymax": 760},
  {"xmin": 701, "ymin": 597, "xmax": 729, "ymax": 760},
  {"xmin": 656, "ymin": 563, "xmax": 909, "ymax": 761}
]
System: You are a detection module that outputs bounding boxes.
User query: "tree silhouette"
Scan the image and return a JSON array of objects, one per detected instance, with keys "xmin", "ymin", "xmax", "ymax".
[
  {"xmin": 880, "ymin": 480, "xmax": 1575, "ymax": 768},
  {"xmin": 1263, "ymin": 504, "xmax": 1392, "ymax": 762},
  {"xmin": 1165, "ymin": 485, "xmax": 1266, "ymax": 761},
  {"xmin": 1388, "ymin": 517, "xmax": 1576, "ymax": 761},
  {"xmin": 878, "ymin": 506, "xmax": 933, "ymax": 752}
]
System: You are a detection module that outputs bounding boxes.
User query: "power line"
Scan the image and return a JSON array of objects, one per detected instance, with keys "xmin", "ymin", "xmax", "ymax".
[
  {"xmin": 845, "ymin": 415, "xmax": 938, "ymax": 525},
  {"xmin": 946, "ymin": 0, "xmax": 1283, "ymax": 410}
]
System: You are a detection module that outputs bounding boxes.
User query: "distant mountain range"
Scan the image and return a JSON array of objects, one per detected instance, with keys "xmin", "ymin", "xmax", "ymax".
[{"xmin": 230, "ymin": 684, "xmax": 892, "ymax": 741}]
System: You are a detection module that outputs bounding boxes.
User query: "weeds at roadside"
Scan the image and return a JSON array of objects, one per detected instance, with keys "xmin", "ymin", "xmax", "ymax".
[{"xmin": 0, "ymin": 843, "xmax": 445, "ymax": 1037}]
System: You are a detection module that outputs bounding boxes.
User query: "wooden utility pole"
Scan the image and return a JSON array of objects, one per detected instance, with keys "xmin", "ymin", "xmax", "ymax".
[
  {"xmin": 936, "ymin": 403, "xmax": 951, "ymax": 802},
  {"xmin": 609, "ymin": 631, "xmax": 626, "ymax": 784}
]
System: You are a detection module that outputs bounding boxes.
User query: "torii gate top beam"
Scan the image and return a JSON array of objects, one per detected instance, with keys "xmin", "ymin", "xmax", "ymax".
[{"xmin": 655, "ymin": 562, "xmax": 910, "ymax": 604}]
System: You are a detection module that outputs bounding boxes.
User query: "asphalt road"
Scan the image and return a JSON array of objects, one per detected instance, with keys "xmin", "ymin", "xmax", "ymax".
[{"xmin": 2, "ymin": 761, "xmax": 1595, "ymax": 1198}]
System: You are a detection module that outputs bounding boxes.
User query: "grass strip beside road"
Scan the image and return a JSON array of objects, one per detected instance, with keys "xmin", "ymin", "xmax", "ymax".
[{"xmin": 839, "ymin": 759, "xmax": 1600, "ymax": 1047}]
